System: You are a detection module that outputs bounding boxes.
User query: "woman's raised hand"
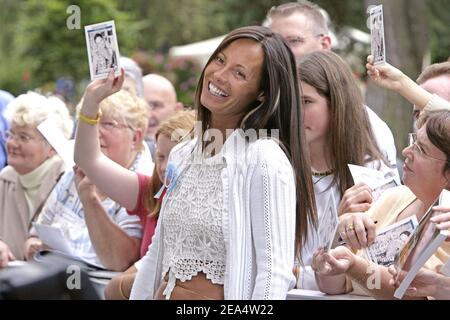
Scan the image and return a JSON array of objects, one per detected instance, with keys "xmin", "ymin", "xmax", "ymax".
[{"xmin": 84, "ymin": 68, "xmax": 125, "ymax": 107}]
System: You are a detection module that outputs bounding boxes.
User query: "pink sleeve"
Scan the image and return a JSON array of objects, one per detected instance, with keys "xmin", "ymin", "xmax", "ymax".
[{"xmin": 127, "ymin": 172, "xmax": 152, "ymax": 218}]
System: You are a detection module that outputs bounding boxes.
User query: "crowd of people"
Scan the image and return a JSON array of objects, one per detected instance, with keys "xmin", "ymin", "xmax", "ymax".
[{"xmin": 0, "ymin": 1, "xmax": 449, "ymax": 300}]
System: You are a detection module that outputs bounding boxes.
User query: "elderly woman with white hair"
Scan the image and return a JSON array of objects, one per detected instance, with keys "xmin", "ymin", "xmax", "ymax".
[{"xmin": 0, "ymin": 92, "xmax": 73, "ymax": 267}]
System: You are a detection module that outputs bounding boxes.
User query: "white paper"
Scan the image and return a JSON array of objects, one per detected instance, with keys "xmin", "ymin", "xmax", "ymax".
[
  {"xmin": 439, "ymin": 189, "xmax": 450, "ymax": 206},
  {"xmin": 37, "ymin": 118, "xmax": 75, "ymax": 168},
  {"xmin": 394, "ymin": 229, "xmax": 448, "ymax": 299},
  {"xmin": 369, "ymin": 4, "xmax": 386, "ymax": 65},
  {"xmin": 318, "ymin": 191, "xmax": 339, "ymax": 251},
  {"xmin": 84, "ymin": 20, "xmax": 121, "ymax": 80},
  {"xmin": 34, "ymin": 222, "xmax": 74, "ymax": 255},
  {"xmin": 348, "ymin": 164, "xmax": 397, "ymax": 201}
]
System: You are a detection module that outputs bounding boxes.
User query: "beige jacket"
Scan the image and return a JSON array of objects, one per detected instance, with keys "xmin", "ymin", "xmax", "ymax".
[{"xmin": 0, "ymin": 158, "xmax": 66, "ymax": 259}]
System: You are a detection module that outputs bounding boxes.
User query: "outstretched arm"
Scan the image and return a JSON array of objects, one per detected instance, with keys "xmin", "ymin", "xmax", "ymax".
[
  {"xmin": 366, "ymin": 56, "xmax": 433, "ymax": 110},
  {"xmin": 74, "ymin": 69, "xmax": 139, "ymax": 211}
]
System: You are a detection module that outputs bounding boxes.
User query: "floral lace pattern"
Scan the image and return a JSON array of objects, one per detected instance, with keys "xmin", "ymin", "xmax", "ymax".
[{"xmin": 161, "ymin": 154, "xmax": 227, "ymax": 294}]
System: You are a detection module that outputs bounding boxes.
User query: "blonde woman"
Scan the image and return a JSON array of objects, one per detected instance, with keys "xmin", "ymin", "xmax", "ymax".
[{"xmin": 0, "ymin": 92, "xmax": 73, "ymax": 267}]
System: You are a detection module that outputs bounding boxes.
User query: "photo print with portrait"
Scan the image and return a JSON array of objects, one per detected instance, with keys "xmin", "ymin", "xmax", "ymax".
[
  {"xmin": 364, "ymin": 215, "xmax": 418, "ymax": 267},
  {"xmin": 369, "ymin": 5, "xmax": 386, "ymax": 65},
  {"xmin": 85, "ymin": 20, "xmax": 121, "ymax": 80}
]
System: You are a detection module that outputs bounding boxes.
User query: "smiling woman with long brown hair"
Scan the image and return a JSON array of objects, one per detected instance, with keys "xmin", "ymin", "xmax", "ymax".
[{"xmin": 74, "ymin": 25, "xmax": 316, "ymax": 300}]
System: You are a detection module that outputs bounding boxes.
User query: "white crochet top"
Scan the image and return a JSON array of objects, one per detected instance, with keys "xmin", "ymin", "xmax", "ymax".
[{"xmin": 160, "ymin": 150, "xmax": 227, "ymax": 299}]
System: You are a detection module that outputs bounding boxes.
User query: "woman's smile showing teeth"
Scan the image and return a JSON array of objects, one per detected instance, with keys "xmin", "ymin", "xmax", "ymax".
[{"xmin": 208, "ymin": 82, "xmax": 229, "ymax": 97}]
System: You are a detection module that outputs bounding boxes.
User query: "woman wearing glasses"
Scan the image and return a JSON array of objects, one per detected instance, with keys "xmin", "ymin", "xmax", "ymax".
[
  {"xmin": 24, "ymin": 89, "xmax": 152, "ymax": 272},
  {"xmin": 0, "ymin": 92, "xmax": 73, "ymax": 267},
  {"xmin": 332, "ymin": 57, "xmax": 450, "ymax": 250},
  {"xmin": 310, "ymin": 59, "xmax": 450, "ymax": 298}
]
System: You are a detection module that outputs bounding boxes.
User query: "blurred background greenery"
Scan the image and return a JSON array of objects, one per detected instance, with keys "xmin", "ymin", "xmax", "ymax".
[{"xmin": 0, "ymin": 0, "xmax": 449, "ymax": 115}]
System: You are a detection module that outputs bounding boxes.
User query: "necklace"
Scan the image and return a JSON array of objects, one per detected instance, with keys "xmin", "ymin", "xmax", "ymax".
[{"xmin": 312, "ymin": 169, "xmax": 334, "ymax": 176}]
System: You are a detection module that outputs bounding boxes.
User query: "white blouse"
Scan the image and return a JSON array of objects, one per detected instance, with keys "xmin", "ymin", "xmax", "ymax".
[
  {"xmin": 130, "ymin": 131, "xmax": 297, "ymax": 300},
  {"xmin": 161, "ymin": 151, "xmax": 227, "ymax": 299}
]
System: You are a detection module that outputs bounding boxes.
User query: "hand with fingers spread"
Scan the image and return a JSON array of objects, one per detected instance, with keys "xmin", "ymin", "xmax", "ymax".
[
  {"xmin": 81, "ymin": 68, "xmax": 125, "ymax": 114},
  {"xmin": 338, "ymin": 212, "xmax": 377, "ymax": 250},
  {"xmin": 338, "ymin": 183, "xmax": 373, "ymax": 216},
  {"xmin": 431, "ymin": 205, "xmax": 450, "ymax": 241},
  {"xmin": 0, "ymin": 240, "xmax": 16, "ymax": 268}
]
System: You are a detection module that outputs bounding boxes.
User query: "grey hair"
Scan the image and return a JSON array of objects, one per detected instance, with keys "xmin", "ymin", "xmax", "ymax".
[{"xmin": 120, "ymin": 56, "xmax": 144, "ymax": 98}]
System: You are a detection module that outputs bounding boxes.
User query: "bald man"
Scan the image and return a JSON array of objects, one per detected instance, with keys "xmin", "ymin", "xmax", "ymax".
[{"xmin": 143, "ymin": 74, "xmax": 183, "ymax": 157}]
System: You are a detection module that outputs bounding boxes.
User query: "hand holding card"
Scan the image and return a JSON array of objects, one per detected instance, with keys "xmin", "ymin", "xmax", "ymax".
[{"xmin": 83, "ymin": 68, "xmax": 125, "ymax": 107}]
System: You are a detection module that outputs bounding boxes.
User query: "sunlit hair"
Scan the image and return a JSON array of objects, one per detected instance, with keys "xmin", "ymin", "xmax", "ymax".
[
  {"xmin": 297, "ymin": 50, "xmax": 387, "ymax": 197},
  {"xmin": 6, "ymin": 91, "xmax": 73, "ymax": 139},
  {"xmin": 194, "ymin": 25, "xmax": 316, "ymax": 262},
  {"xmin": 417, "ymin": 62, "xmax": 450, "ymax": 84},
  {"xmin": 423, "ymin": 110, "xmax": 450, "ymax": 174},
  {"xmin": 262, "ymin": 1, "xmax": 329, "ymax": 36},
  {"xmin": 77, "ymin": 89, "xmax": 149, "ymax": 151},
  {"xmin": 147, "ymin": 110, "xmax": 195, "ymax": 218}
]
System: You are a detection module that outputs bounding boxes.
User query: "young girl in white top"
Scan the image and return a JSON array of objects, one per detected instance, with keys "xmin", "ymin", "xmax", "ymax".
[{"xmin": 295, "ymin": 51, "xmax": 398, "ymax": 289}]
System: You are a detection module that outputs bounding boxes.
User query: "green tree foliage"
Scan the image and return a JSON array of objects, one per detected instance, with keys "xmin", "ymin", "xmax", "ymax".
[
  {"xmin": 117, "ymin": 0, "xmax": 228, "ymax": 50},
  {"xmin": 0, "ymin": 0, "xmax": 138, "ymax": 95},
  {"xmin": 428, "ymin": 0, "xmax": 450, "ymax": 63},
  {"xmin": 0, "ymin": 0, "xmax": 448, "ymax": 101}
]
